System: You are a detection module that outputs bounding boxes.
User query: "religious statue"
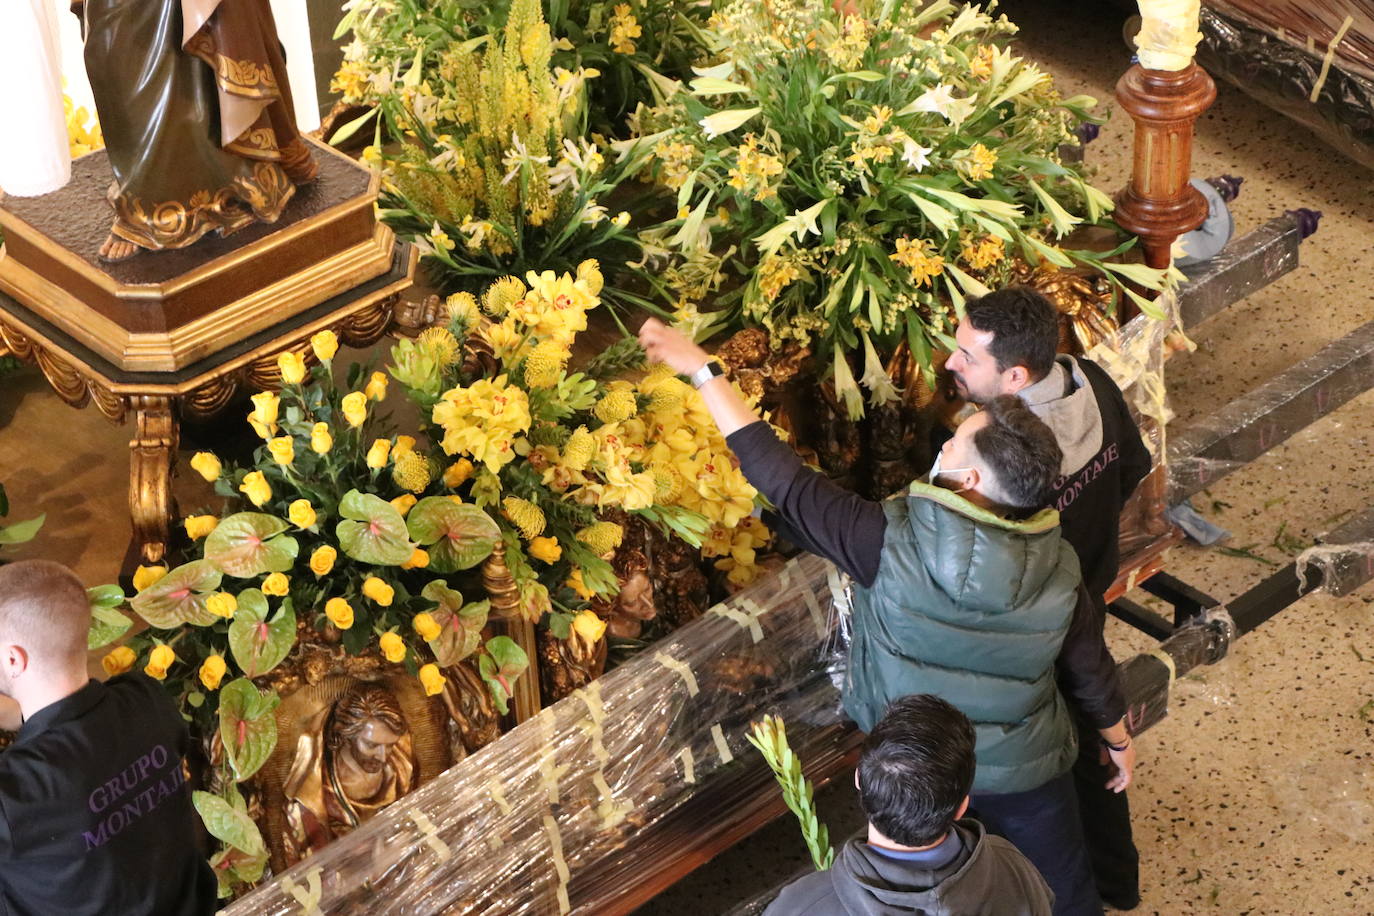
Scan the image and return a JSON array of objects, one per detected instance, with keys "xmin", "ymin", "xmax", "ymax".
[
  {"xmin": 282, "ymin": 682, "xmax": 417, "ymax": 864},
  {"xmin": 71, "ymin": 0, "xmax": 317, "ymax": 261}
]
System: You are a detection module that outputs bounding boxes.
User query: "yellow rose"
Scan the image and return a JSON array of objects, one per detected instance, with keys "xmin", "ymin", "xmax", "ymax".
[
  {"xmin": 366, "ymin": 438, "xmax": 391, "ymax": 469},
  {"xmin": 262, "ymin": 572, "xmax": 290, "ymax": 597},
  {"xmin": 311, "ymin": 329, "xmax": 339, "ymax": 362},
  {"xmin": 364, "ymin": 371, "xmax": 389, "ymax": 401},
  {"xmin": 199, "ymin": 655, "xmax": 227, "ymax": 690},
  {"xmin": 277, "ymin": 350, "xmax": 307, "ymax": 385},
  {"xmin": 310, "ymin": 422, "xmax": 333, "ymax": 455},
  {"xmin": 288, "ymin": 499, "xmax": 316, "ymax": 529},
  {"xmin": 325, "ymin": 597, "xmax": 354, "ymax": 630},
  {"xmin": 132, "ymin": 565, "xmax": 168, "ymax": 592},
  {"xmin": 390, "ymin": 494, "xmax": 417, "ymax": 517},
  {"xmin": 418, "ymin": 663, "xmax": 447, "ymax": 697},
  {"xmin": 239, "ymin": 470, "xmax": 272, "ymax": 507},
  {"xmin": 206, "ymin": 592, "xmax": 237, "ymax": 619},
  {"xmin": 393, "ymin": 435, "xmax": 416, "ymax": 457},
  {"xmin": 183, "ymin": 514, "xmax": 218, "ymax": 540},
  {"xmin": 572, "ymin": 609, "xmax": 608, "ymax": 644},
  {"xmin": 267, "ymin": 436, "xmax": 295, "ymax": 467},
  {"xmin": 401, "ymin": 547, "xmax": 430, "ymax": 570},
  {"xmin": 361, "ymin": 576, "xmax": 394, "ymax": 607},
  {"xmin": 379, "ymin": 632, "xmax": 407, "ymax": 664},
  {"xmin": 341, "ymin": 391, "xmax": 368, "ymax": 428},
  {"xmin": 189, "ymin": 452, "xmax": 222, "ymax": 482},
  {"xmin": 145, "ymin": 644, "xmax": 176, "ymax": 680},
  {"xmin": 309, "ymin": 545, "xmax": 337, "ymax": 576},
  {"xmin": 248, "ymin": 391, "xmax": 280, "ymax": 439},
  {"xmin": 528, "ymin": 536, "xmax": 562, "ymax": 564},
  {"xmin": 443, "ymin": 459, "xmax": 475, "ymax": 488},
  {"xmin": 566, "ymin": 568, "xmax": 596, "ymax": 601},
  {"xmin": 412, "ymin": 612, "xmax": 442, "ymax": 642},
  {"xmin": 101, "ymin": 646, "xmax": 136, "ymax": 677}
]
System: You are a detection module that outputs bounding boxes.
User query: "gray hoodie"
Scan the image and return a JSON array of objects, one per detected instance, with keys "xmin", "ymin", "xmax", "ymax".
[{"xmin": 763, "ymin": 821, "xmax": 1053, "ymax": 916}]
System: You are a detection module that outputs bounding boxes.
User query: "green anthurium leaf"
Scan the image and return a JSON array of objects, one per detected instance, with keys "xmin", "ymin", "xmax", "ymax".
[
  {"xmin": 218, "ymin": 678, "xmax": 281, "ymax": 781},
  {"xmin": 227, "ymin": 590, "xmax": 297, "ymax": 678},
  {"xmin": 0, "ymin": 514, "xmax": 44, "ymax": 545},
  {"xmin": 336, "ymin": 489, "xmax": 414, "ymax": 565},
  {"xmin": 131, "ymin": 560, "xmax": 222, "ymax": 628},
  {"xmin": 193, "ymin": 790, "xmax": 267, "ymax": 858},
  {"xmin": 204, "ymin": 513, "xmax": 298, "ymax": 578},
  {"xmin": 208, "ymin": 846, "xmax": 269, "ymax": 898},
  {"xmin": 88, "ymin": 604, "xmax": 132, "ymax": 650},
  {"xmin": 87, "ymin": 584, "xmax": 126, "ymax": 608},
  {"xmin": 479, "ymin": 636, "xmax": 529, "ymax": 715},
  {"xmin": 406, "ymin": 498, "xmax": 500, "ymax": 572},
  {"xmin": 420, "ymin": 580, "xmax": 489, "ymax": 666}
]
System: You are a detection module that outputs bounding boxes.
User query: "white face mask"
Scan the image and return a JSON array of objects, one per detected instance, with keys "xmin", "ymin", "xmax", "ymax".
[{"xmin": 928, "ymin": 451, "xmax": 974, "ymax": 486}]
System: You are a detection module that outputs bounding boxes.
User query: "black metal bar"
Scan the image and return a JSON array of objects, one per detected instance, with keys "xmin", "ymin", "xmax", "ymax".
[
  {"xmin": 1107, "ymin": 597, "xmax": 1176, "ymax": 641},
  {"xmin": 1138, "ymin": 571, "xmax": 1220, "ymax": 628},
  {"xmin": 1176, "ymin": 214, "xmax": 1302, "ymax": 331},
  {"xmin": 1167, "ymin": 317, "xmax": 1374, "ymax": 501}
]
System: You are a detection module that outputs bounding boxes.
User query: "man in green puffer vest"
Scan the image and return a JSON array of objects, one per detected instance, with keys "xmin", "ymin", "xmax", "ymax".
[{"xmin": 640, "ymin": 319, "xmax": 1135, "ymax": 916}]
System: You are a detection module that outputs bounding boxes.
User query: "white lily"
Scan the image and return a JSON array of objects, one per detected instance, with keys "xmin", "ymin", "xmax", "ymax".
[
  {"xmin": 753, "ymin": 200, "xmax": 830, "ymax": 257},
  {"xmin": 699, "ymin": 107, "xmax": 761, "ymax": 139},
  {"xmin": 859, "ymin": 333, "xmax": 901, "ymax": 406},
  {"xmin": 900, "ymin": 137, "xmax": 933, "ymax": 172}
]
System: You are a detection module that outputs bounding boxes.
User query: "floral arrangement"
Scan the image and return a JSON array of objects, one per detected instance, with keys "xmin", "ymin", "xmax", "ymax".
[
  {"xmin": 65, "ymin": 89, "xmax": 103, "ymax": 158},
  {"xmin": 0, "ymin": 483, "xmax": 44, "ymax": 559},
  {"xmin": 638, "ymin": 0, "xmax": 1179, "ymax": 416}
]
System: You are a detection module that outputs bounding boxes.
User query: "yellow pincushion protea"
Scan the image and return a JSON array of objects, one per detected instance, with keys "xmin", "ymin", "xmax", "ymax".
[
  {"xmin": 561, "ymin": 426, "xmax": 594, "ymax": 471},
  {"xmin": 503, "ymin": 496, "xmax": 546, "ymax": 539},
  {"xmin": 392, "ymin": 450, "xmax": 432, "ymax": 493},
  {"xmin": 576, "ymin": 521, "xmax": 623, "ymax": 556},
  {"xmin": 652, "ymin": 464, "xmax": 685, "ymax": 502},
  {"xmin": 483, "ymin": 276, "xmax": 526, "ymax": 315},
  {"xmin": 418, "ymin": 327, "xmax": 461, "ymax": 367},
  {"xmin": 522, "ymin": 339, "xmax": 568, "ymax": 389},
  {"xmin": 592, "ymin": 384, "xmax": 637, "ymax": 424}
]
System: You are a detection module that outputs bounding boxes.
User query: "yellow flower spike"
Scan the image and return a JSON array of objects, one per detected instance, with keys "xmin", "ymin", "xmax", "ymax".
[
  {"xmin": 482, "ymin": 276, "xmax": 526, "ymax": 315},
  {"xmin": 593, "ymin": 385, "xmax": 637, "ymax": 424},
  {"xmin": 418, "ymin": 663, "xmax": 447, "ymax": 697},
  {"xmin": 341, "ymin": 391, "xmax": 368, "ymax": 428},
  {"xmin": 248, "ymin": 391, "xmax": 280, "ymax": 439},
  {"xmin": 262, "ymin": 572, "xmax": 290, "ymax": 597},
  {"xmin": 362, "ymin": 576, "xmax": 395, "ymax": 607},
  {"xmin": 390, "ymin": 494, "xmax": 418, "ymax": 517},
  {"xmin": 132, "ymin": 565, "xmax": 168, "ymax": 592},
  {"xmin": 239, "ymin": 470, "xmax": 272, "ymax": 507},
  {"xmin": 392, "ymin": 450, "xmax": 432, "ymax": 493},
  {"xmin": 562, "ymin": 427, "xmax": 594, "ymax": 471},
  {"xmin": 572, "ymin": 609, "xmax": 607, "ymax": 644},
  {"xmin": 401, "ymin": 547, "xmax": 430, "ymax": 570},
  {"xmin": 528, "ymin": 536, "xmax": 562, "ymax": 564},
  {"xmin": 145, "ymin": 644, "xmax": 176, "ymax": 680},
  {"xmin": 502, "ymin": 496, "xmax": 546, "ymax": 539},
  {"xmin": 365, "ymin": 438, "xmax": 392, "ymax": 469},
  {"xmin": 364, "ymin": 371, "xmax": 389, "ymax": 402},
  {"xmin": 277, "ymin": 351, "xmax": 307, "ymax": 385},
  {"xmin": 412, "ymin": 612, "xmax": 442, "ymax": 642},
  {"xmin": 199, "ymin": 655, "xmax": 227, "ymax": 691},
  {"xmin": 443, "ymin": 459, "xmax": 475, "ymax": 488},
  {"xmin": 576, "ymin": 521, "xmax": 623, "ymax": 556},
  {"xmin": 311, "ymin": 329, "xmax": 339, "ymax": 362},
  {"xmin": 288, "ymin": 499, "xmax": 316, "ymax": 530},
  {"xmin": 310, "ymin": 422, "xmax": 333, "ymax": 455},
  {"xmin": 325, "ymin": 597, "xmax": 355, "ymax": 630},
  {"xmin": 206, "ymin": 592, "xmax": 238, "ymax": 619},
  {"xmin": 309, "ymin": 545, "xmax": 337, "ymax": 577},
  {"xmin": 522, "ymin": 339, "xmax": 568, "ymax": 389},
  {"xmin": 379, "ymin": 632, "xmax": 407, "ymax": 664},
  {"xmin": 444, "ymin": 293, "xmax": 481, "ymax": 325},
  {"xmin": 183, "ymin": 514, "xmax": 218, "ymax": 540},
  {"xmin": 566, "ymin": 568, "xmax": 596, "ymax": 601},
  {"xmin": 189, "ymin": 452, "xmax": 222, "ymax": 482},
  {"xmin": 101, "ymin": 646, "xmax": 136, "ymax": 677},
  {"xmin": 267, "ymin": 436, "xmax": 295, "ymax": 467}
]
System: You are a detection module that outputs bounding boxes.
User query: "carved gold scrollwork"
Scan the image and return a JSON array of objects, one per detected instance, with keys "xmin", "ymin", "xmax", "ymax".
[
  {"xmin": 391, "ymin": 294, "xmax": 446, "ymax": 334},
  {"xmin": 0, "ymin": 321, "xmax": 34, "ymax": 360},
  {"xmin": 481, "ymin": 543, "xmax": 521, "ymax": 618},
  {"xmin": 339, "ymin": 297, "xmax": 395, "ymax": 348},
  {"xmin": 128, "ymin": 396, "xmax": 178, "ymax": 565},
  {"xmin": 182, "ymin": 374, "xmax": 241, "ymax": 420},
  {"xmin": 88, "ymin": 383, "xmax": 128, "ymax": 423}
]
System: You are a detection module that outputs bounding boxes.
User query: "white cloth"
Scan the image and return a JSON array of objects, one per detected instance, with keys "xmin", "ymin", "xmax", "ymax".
[
  {"xmin": 1134, "ymin": 0, "xmax": 1203, "ymax": 71},
  {"xmin": 0, "ymin": 0, "xmax": 71, "ymax": 197},
  {"xmin": 270, "ymin": 0, "xmax": 320, "ymax": 133}
]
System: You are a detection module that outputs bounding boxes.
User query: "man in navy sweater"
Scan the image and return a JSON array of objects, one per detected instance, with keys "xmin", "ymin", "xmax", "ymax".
[{"xmin": 944, "ymin": 287, "xmax": 1152, "ymax": 910}]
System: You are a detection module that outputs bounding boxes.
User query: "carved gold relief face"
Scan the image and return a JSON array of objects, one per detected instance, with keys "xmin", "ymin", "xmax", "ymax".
[{"xmin": 345, "ymin": 720, "xmax": 404, "ymax": 775}]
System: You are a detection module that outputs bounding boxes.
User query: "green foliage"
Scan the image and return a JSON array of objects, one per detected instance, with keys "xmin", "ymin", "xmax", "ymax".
[{"xmin": 747, "ymin": 714, "xmax": 834, "ymax": 871}]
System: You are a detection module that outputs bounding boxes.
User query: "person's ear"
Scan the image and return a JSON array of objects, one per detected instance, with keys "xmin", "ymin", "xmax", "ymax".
[
  {"xmin": 961, "ymin": 466, "xmax": 981, "ymax": 493},
  {"xmin": 1002, "ymin": 365, "xmax": 1030, "ymax": 393},
  {"xmin": 854, "ymin": 769, "xmax": 861, "ymax": 792},
  {"xmin": 0, "ymin": 644, "xmax": 29, "ymax": 680},
  {"xmin": 955, "ymin": 796, "xmax": 970, "ymax": 821}
]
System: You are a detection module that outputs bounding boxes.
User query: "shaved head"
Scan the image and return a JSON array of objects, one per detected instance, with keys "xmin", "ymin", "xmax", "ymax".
[{"xmin": 0, "ymin": 560, "xmax": 91, "ymax": 667}]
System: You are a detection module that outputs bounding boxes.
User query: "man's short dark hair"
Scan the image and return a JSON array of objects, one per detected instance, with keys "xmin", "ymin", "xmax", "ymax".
[
  {"xmin": 858, "ymin": 694, "xmax": 976, "ymax": 847},
  {"xmin": 964, "ymin": 286, "xmax": 1060, "ymax": 381},
  {"xmin": 972, "ymin": 395, "xmax": 1063, "ymax": 511}
]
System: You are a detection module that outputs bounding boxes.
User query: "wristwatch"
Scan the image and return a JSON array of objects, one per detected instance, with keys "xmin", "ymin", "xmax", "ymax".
[{"xmin": 689, "ymin": 358, "xmax": 727, "ymax": 389}]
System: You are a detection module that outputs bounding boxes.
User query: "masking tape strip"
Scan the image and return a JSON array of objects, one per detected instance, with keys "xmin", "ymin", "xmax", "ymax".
[
  {"xmin": 655, "ymin": 651, "xmax": 699, "ymax": 696},
  {"xmin": 711, "ymin": 723, "xmax": 733, "ymax": 764},
  {"xmin": 280, "ymin": 867, "xmax": 323, "ymax": 916},
  {"xmin": 489, "ymin": 779, "xmax": 512, "ymax": 817},
  {"xmin": 542, "ymin": 815, "xmax": 572, "ymax": 915},
  {"xmin": 826, "ymin": 567, "xmax": 851, "ymax": 614},
  {"xmin": 778, "ymin": 561, "xmax": 794, "ymax": 591},
  {"xmin": 801, "ymin": 586, "xmax": 828, "ymax": 640},
  {"xmin": 713, "ymin": 603, "xmax": 763, "ymax": 642},
  {"xmin": 1150, "ymin": 647, "xmax": 1177, "ymax": 685},
  {"xmin": 739, "ymin": 596, "xmax": 769, "ymax": 623},
  {"xmin": 1311, "ymin": 16, "xmax": 1355, "ymax": 102},
  {"xmin": 678, "ymin": 746, "xmax": 696, "ymax": 784},
  {"xmin": 579, "ymin": 683, "xmax": 623, "ymax": 827},
  {"xmin": 408, "ymin": 808, "xmax": 452, "ymax": 862}
]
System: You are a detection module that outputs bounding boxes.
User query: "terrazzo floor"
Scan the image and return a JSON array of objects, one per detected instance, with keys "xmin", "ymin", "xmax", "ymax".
[{"xmin": 1, "ymin": 1, "xmax": 1372, "ymax": 913}]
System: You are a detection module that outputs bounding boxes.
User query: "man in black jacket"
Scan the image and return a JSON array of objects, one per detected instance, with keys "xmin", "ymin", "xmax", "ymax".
[
  {"xmin": 765, "ymin": 694, "xmax": 1053, "ymax": 916},
  {"xmin": 0, "ymin": 560, "xmax": 217, "ymax": 916},
  {"xmin": 944, "ymin": 287, "xmax": 1152, "ymax": 910}
]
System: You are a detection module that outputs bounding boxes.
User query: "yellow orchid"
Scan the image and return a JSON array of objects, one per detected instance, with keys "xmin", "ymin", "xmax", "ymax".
[
  {"xmin": 571, "ymin": 609, "xmax": 607, "ymax": 645},
  {"xmin": 401, "ymin": 547, "xmax": 430, "ymax": 570},
  {"xmin": 528, "ymin": 536, "xmax": 562, "ymax": 564}
]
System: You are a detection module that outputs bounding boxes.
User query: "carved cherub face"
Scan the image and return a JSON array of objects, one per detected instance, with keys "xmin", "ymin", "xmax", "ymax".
[{"xmin": 345, "ymin": 720, "xmax": 403, "ymax": 774}]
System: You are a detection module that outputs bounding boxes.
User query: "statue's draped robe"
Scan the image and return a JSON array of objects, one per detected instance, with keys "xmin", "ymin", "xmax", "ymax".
[{"xmin": 78, "ymin": 0, "xmax": 313, "ymax": 249}]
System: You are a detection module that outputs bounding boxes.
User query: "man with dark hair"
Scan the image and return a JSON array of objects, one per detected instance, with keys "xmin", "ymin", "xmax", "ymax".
[
  {"xmin": 946, "ymin": 286, "xmax": 1153, "ymax": 910},
  {"xmin": 766, "ymin": 694, "xmax": 1053, "ymax": 915},
  {"xmin": 640, "ymin": 319, "xmax": 1132, "ymax": 915},
  {"xmin": 0, "ymin": 559, "xmax": 217, "ymax": 916}
]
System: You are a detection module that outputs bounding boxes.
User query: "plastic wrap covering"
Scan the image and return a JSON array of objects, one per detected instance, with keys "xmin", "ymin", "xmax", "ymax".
[
  {"xmin": 1175, "ymin": 214, "xmax": 1303, "ymax": 332},
  {"xmin": 1295, "ymin": 505, "xmax": 1374, "ymax": 596},
  {"xmin": 225, "ymin": 553, "xmax": 856, "ymax": 916},
  {"xmin": 1207, "ymin": 1, "xmax": 1374, "ymax": 80},
  {"xmin": 1196, "ymin": 5, "xmax": 1374, "ymax": 171},
  {"xmin": 1117, "ymin": 605, "xmax": 1234, "ymax": 734}
]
